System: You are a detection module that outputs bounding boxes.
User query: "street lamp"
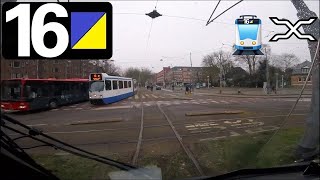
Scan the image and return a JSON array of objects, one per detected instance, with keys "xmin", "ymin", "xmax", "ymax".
[{"xmin": 207, "ymin": 76, "xmax": 209, "ymax": 89}]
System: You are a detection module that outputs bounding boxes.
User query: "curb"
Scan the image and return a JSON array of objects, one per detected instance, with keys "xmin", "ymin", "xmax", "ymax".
[
  {"xmin": 195, "ymin": 93, "xmax": 312, "ymax": 99},
  {"xmin": 186, "ymin": 110, "xmax": 244, "ymax": 116},
  {"xmin": 173, "ymin": 97, "xmax": 193, "ymax": 100},
  {"xmin": 69, "ymin": 118, "xmax": 123, "ymax": 125}
]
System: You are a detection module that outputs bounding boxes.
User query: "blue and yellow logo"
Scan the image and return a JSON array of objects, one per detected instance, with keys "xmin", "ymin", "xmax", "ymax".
[{"xmin": 71, "ymin": 12, "xmax": 107, "ymax": 49}]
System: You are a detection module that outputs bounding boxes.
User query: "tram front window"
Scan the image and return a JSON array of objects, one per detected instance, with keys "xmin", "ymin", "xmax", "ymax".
[{"xmin": 89, "ymin": 81, "xmax": 104, "ymax": 92}]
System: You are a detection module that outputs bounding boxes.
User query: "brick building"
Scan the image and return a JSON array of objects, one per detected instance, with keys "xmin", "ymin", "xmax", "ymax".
[
  {"xmin": 291, "ymin": 60, "xmax": 312, "ymax": 86},
  {"xmin": 1, "ymin": 59, "xmax": 99, "ymax": 80},
  {"xmin": 155, "ymin": 67, "xmax": 171, "ymax": 86},
  {"xmin": 156, "ymin": 66, "xmax": 207, "ymax": 87}
]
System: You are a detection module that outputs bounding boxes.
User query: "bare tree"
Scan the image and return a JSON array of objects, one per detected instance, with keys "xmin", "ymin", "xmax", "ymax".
[
  {"xmin": 271, "ymin": 53, "xmax": 300, "ymax": 71},
  {"xmin": 202, "ymin": 50, "xmax": 233, "ymax": 78}
]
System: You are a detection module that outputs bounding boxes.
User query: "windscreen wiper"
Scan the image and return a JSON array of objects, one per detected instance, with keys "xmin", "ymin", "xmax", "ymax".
[{"xmin": 1, "ymin": 113, "xmax": 137, "ymax": 171}]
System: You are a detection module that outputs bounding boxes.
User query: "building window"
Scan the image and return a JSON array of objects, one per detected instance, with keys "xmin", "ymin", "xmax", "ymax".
[
  {"xmin": 301, "ymin": 68, "xmax": 309, "ymax": 73},
  {"xmin": 52, "ymin": 68, "xmax": 59, "ymax": 72},
  {"xmin": 13, "ymin": 61, "xmax": 21, "ymax": 68},
  {"xmin": 11, "ymin": 73, "xmax": 21, "ymax": 78}
]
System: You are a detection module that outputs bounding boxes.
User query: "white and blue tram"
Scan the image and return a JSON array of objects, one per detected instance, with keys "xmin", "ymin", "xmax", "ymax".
[{"xmin": 89, "ymin": 73, "xmax": 134, "ymax": 105}]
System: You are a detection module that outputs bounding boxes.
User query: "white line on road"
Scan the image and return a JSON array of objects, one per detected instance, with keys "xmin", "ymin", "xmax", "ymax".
[
  {"xmin": 27, "ymin": 124, "xmax": 48, "ymax": 127},
  {"xmin": 211, "ymin": 100, "xmax": 218, "ymax": 103},
  {"xmin": 145, "ymin": 94, "xmax": 150, "ymax": 97},
  {"xmin": 93, "ymin": 105, "xmax": 133, "ymax": 110},
  {"xmin": 151, "ymin": 94, "xmax": 158, "ymax": 98},
  {"xmin": 141, "ymin": 95, "xmax": 145, "ymax": 99},
  {"xmin": 134, "ymin": 95, "xmax": 139, "ymax": 99}
]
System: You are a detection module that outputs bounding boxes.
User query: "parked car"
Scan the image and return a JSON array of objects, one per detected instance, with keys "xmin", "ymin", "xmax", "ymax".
[{"xmin": 156, "ymin": 86, "xmax": 161, "ymax": 90}]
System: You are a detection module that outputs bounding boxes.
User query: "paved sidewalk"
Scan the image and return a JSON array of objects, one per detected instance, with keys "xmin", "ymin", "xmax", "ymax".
[{"xmin": 167, "ymin": 87, "xmax": 312, "ymax": 98}]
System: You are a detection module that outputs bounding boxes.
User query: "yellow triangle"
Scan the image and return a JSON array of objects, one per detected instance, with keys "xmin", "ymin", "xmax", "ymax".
[{"xmin": 73, "ymin": 14, "xmax": 106, "ymax": 49}]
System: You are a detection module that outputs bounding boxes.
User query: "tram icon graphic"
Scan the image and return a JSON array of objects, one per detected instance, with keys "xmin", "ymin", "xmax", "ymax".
[
  {"xmin": 233, "ymin": 15, "xmax": 264, "ymax": 56},
  {"xmin": 71, "ymin": 12, "xmax": 107, "ymax": 49}
]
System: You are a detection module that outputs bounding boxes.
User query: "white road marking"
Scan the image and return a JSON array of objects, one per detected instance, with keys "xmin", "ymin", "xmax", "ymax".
[
  {"xmin": 200, "ymin": 136, "xmax": 227, "ymax": 142},
  {"xmin": 93, "ymin": 105, "xmax": 132, "ymax": 110},
  {"xmin": 63, "ymin": 109, "xmax": 70, "ymax": 110},
  {"xmin": 141, "ymin": 95, "xmax": 145, "ymax": 99},
  {"xmin": 220, "ymin": 100, "xmax": 229, "ymax": 104},
  {"xmin": 134, "ymin": 95, "xmax": 139, "ymax": 99},
  {"xmin": 151, "ymin": 94, "xmax": 158, "ymax": 98},
  {"xmin": 75, "ymin": 108, "xmax": 83, "ymax": 110},
  {"xmin": 145, "ymin": 94, "xmax": 150, "ymax": 97},
  {"xmin": 27, "ymin": 124, "xmax": 47, "ymax": 127},
  {"xmin": 192, "ymin": 102, "xmax": 200, "ymax": 104},
  {"xmin": 211, "ymin": 100, "xmax": 218, "ymax": 103}
]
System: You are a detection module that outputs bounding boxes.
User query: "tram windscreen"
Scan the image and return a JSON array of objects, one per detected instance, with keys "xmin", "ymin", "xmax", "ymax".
[{"xmin": 238, "ymin": 24, "xmax": 259, "ymax": 40}]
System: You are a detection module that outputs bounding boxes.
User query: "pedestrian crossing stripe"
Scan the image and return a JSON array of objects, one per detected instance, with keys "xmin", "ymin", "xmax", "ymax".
[{"xmin": 151, "ymin": 94, "xmax": 158, "ymax": 98}]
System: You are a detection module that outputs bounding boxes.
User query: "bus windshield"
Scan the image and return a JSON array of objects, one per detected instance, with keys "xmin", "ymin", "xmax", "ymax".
[
  {"xmin": 1, "ymin": 80, "xmax": 22, "ymax": 101},
  {"xmin": 89, "ymin": 81, "xmax": 104, "ymax": 92},
  {"xmin": 238, "ymin": 24, "xmax": 259, "ymax": 40}
]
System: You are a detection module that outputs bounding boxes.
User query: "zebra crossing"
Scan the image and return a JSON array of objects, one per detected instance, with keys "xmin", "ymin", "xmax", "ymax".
[{"xmin": 52, "ymin": 95, "xmax": 311, "ymax": 112}]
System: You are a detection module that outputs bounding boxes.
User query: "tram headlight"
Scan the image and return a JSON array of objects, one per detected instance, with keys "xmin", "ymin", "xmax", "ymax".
[
  {"xmin": 240, "ymin": 41, "xmax": 244, "ymax": 45},
  {"xmin": 252, "ymin": 41, "xmax": 256, "ymax": 45}
]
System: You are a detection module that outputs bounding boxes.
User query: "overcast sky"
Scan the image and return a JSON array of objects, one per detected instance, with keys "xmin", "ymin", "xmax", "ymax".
[{"xmin": 18, "ymin": 0, "xmax": 319, "ymax": 72}]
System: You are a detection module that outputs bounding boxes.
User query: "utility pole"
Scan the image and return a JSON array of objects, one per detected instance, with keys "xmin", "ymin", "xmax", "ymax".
[
  {"xmin": 275, "ymin": 73, "xmax": 279, "ymax": 93},
  {"xmin": 265, "ymin": 47, "xmax": 270, "ymax": 94},
  {"xmin": 281, "ymin": 74, "xmax": 284, "ymax": 88},
  {"xmin": 290, "ymin": 0, "xmax": 319, "ymax": 160},
  {"xmin": 190, "ymin": 52, "xmax": 193, "ymax": 92}
]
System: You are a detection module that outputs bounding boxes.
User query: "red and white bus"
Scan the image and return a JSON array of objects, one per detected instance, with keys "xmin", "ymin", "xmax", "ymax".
[{"xmin": 1, "ymin": 78, "xmax": 89, "ymax": 112}]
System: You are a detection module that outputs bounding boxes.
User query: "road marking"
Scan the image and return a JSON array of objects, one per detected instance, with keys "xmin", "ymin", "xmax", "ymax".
[
  {"xmin": 76, "ymin": 108, "xmax": 83, "ymax": 110},
  {"xmin": 200, "ymin": 136, "xmax": 227, "ymax": 142},
  {"xmin": 141, "ymin": 95, "xmax": 145, "ymax": 99},
  {"xmin": 128, "ymin": 97, "xmax": 132, "ymax": 100},
  {"xmin": 192, "ymin": 102, "xmax": 200, "ymax": 104},
  {"xmin": 220, "ymin": 100, "xmax": 229, "ymax": 104},
  {"xmin": 230, "ymin": 131, "xmax": 241, "ymax": 136},
  {"xmin": 27, "ymin": 124, "xmax": 47, "ymax": 127},
  {"xmin": 211, "ymin": 100, "xmax": 218, "ymax": 103},
  {"xmin": 50, "ymin": 109, "xmax": 59, "ymax": 111},
  {"xmin": 134, "ymin": 95, "xmax": 139, "ymax": 99},
  {"xmin": 93, "ymin": 105, "xmax": 133, "ymax": 110},
  {"xmin": 145, "ymin": 94, "xmax": 150, "ymax": 97},
  {"xmin": 151, "ymin": 94, "xmax": 158, "ymax": 98}
]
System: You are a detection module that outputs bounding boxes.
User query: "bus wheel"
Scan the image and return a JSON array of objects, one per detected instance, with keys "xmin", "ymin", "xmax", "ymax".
[{"xmin": 49, "ymin": 100, "xmax": 58, "ymax": 109}]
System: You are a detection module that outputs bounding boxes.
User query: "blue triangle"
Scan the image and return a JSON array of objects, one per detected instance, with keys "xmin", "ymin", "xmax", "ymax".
[{"xmin": 71, "ymin": 12, "xmax": 105, "ymax": 48}]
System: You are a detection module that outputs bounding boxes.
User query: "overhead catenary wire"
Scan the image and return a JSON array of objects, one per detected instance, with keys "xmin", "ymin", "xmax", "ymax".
[{"xmin": 206, "ymin": 0, "xmax": 244, "ymax": 26}]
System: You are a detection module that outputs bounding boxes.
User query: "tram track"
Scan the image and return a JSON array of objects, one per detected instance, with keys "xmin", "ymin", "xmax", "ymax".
[{"xmin": 130, "ymin": 90, "xmax": 205, "ymax": 176}]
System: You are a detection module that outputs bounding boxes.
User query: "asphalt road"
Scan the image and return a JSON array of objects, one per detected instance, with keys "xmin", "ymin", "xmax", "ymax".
[{"xmin": 4, "ymin": 88, "xmax": 311, "ymax": 157}]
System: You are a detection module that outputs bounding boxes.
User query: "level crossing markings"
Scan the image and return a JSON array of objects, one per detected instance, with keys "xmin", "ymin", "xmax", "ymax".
[{"xmin": 151, "ymin": 94, "xmax": 158, "ymax": 98}]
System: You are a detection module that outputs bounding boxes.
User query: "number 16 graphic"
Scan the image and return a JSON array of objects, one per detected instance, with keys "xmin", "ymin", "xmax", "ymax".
[{"xmin": 2, "ymin": 2, "xmax": 113, "ymax": 59}]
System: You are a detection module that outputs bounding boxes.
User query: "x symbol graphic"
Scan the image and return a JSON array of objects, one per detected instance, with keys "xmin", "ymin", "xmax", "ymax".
[{"xmin": 269, "ymin": 17, "xmax": 317, "ymax": 42}]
